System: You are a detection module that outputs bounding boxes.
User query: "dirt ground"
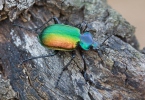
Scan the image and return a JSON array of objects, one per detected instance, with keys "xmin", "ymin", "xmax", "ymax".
[{"xmin": 108, "ymin": 0, "xmax": 145, "ymax": 49}]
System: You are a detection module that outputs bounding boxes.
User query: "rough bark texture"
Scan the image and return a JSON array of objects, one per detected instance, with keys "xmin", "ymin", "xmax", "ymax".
[{"xmin": 0, "ymin": 0, "xmax": 145, "ymax": 100}]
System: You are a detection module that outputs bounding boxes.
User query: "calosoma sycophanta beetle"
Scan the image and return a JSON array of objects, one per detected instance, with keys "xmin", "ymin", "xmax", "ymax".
[{"xmin": 14, "ymin": 17, "xmax": 111, "ymax": 87}]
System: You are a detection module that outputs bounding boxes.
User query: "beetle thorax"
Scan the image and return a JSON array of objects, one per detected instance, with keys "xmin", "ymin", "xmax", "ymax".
[{"xmin": 79, "ymin": 32, "xmax": 99, "ymax": 50}]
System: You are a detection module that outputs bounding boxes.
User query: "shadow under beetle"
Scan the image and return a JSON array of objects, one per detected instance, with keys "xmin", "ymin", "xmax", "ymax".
[{"xmin": 14, "ymin": 17, "xmax": 112, "ymax": 87}]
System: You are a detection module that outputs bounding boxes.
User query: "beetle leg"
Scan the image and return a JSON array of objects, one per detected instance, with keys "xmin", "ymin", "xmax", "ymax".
[
  {"xmin": 93, "ymin": 33, "xmax": 114, "ymax": 67},
  {"xmin": 95, "ymin": 49, "xmax": 106, "ymax": 67},
  {"xmin": 75, "ymin": 21, "xmax": 88, "ymax": 33},
  {"xmin": 13, "ymin": 17, "xmax": 61, "ymax": 33},
  {"xmin": 82, "ymin": 23, "xmax": 88, "ymax": 33},
  {"xmin": 79, "ymin": 50, "xmax": 91, "ymax": 82},
  {"xmin": 35, "ymin": 17, "xmax": 61, "ymax": 31},
  {"xmin": 55, "ymin": 51, "xmax": 76, "ymax": 87},
  {"xmin": 93, "ymin": 33, "xmax": 113, "ymax": 66},
  {"xmin": 53, "ymin": 17, "xmax": 61, "ymax": 24},
  {"xmin": 79, "ymin": 50, "xmax": 87, "ymax": 74},
  {"xmin": 12, "ymin": 23, "xmax": 37, "ymax": 32},
  {"xmin": 18, "ymin": 50, "xmax": 58, "ymax": 67}
]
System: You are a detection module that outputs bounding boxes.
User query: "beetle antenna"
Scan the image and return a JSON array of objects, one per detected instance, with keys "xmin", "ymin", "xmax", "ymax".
[
  {"xmin": 100, "ymin": 24, "xmax": 119, "ymax": 47},
  {"xmin": 100, "ymin": 34, "xmax": 113, "ymax": 47}
]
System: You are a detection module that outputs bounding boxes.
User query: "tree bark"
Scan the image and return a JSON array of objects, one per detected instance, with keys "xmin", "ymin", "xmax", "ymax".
[{"xmin": 0, "ymin": 0, "xmax": 145, "ymax": 100}]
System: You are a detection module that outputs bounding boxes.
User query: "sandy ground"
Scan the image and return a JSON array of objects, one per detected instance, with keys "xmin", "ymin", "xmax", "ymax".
[{"xmin": 108, "ymin": 0, "xmax": 145, "ymax": 49}]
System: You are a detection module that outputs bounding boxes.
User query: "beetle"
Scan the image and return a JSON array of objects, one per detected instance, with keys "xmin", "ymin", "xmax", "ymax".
[{"xmin": 13, "ymin": 17, "xmax": 111, "ymax": 87}]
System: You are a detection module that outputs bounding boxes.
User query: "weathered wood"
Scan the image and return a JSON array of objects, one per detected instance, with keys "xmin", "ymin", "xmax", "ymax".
[{"xmin": 0, "ymin": 0, "xmax": 145, "ymax": 100}]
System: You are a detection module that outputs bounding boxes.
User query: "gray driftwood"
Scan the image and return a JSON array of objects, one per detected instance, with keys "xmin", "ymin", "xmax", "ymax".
[{"xmin": 0, "ymin": 0, "xmax": 145, "ymax": 100}]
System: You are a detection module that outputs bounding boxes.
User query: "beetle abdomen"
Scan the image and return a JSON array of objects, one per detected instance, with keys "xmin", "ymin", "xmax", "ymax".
[{"xmin": 39, "ymin": 24, "xmax": 80, "ymax": 51}]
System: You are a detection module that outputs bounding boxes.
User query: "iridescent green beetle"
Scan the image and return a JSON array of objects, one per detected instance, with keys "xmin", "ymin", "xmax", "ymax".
[
  {"xmin": 14, "ymin": 17, "xmax": 110, "ymax": 86},
  {"xmin": 15, "ymin": 17, "xmax": 101, "ymax": 63},
  {"xmin": 39, "ymin": 23, "xmax": 99, "ymax": 51}
]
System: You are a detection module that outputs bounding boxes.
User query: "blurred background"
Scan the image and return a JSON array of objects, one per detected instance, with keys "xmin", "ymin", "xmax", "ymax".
[{"xmin": 108, "ymin": 0, "xmax": 145, "ymax": 49}]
